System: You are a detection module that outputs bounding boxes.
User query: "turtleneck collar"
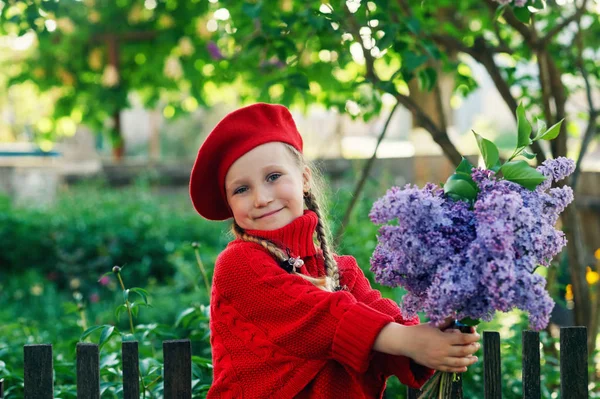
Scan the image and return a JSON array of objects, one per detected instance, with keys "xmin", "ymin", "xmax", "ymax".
[{"xmin": 244, "ymin": 210, "xmax": 319, "ymax": 257}]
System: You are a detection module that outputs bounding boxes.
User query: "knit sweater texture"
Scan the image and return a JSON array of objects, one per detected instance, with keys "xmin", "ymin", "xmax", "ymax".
[{"xmin": 207, "ymin": 210, "xmax": 433, "ymax": 398}]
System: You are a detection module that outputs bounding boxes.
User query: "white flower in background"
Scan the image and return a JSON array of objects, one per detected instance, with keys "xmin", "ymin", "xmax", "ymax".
[
  {"xmin": 164, "ymin": 56, "xmax": 183, "ymax": 80},
  {"xmin": 179, "ymin": 36, "xmax": 195, "ymax": 56},
  {"xmin": 102, "ymin": 64, "xmax": 119, "ymax": 87}
]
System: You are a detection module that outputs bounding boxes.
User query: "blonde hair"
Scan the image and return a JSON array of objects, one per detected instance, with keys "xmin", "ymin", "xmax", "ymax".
[{"xmin": 230, "ymin": 144, "xmax": 342, "ymax": 292}]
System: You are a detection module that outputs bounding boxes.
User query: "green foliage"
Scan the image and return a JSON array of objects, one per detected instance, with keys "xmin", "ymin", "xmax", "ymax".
[
  {"xmin": 0, "ymin": 181, "xmax": 230, "ymax": 293},
  {"xmin": 3, "ymin": 0, "xmax": 597, "ymax": 149}
]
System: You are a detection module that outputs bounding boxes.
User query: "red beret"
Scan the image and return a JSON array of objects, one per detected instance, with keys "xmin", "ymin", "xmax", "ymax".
[{"xmin": 189, "ymin": 103, "xmax": 304, "ymax": 220}]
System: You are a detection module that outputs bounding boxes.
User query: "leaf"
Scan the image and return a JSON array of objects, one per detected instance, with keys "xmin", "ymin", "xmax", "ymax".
[
  {"xmin": 80, "ymin": 325, "xmax": 106, "ymax": 342},
  {"xmin": 516, "ymin": 103, "xmax": 532, "ymax": 148},
  {"xmin": 458, "ymin": 317, "xmax": 481, "ymax": 327},
  {"xmin": 473, "ymin": 131, "xmax": 500, "ymax": 170},
  {"xmin": 405, "ymin": 17, "xmax": 421, "ymax": 34},
  {"xmin": 130, "ymin": 287, "xmax": 150, "ymax": 305},
  {"xmin": 444, "ymin": 175, "xmax": 478, "ymax": 201},
  {"xmin": 530, "ymin": 0, "xmax": 546, "ymax": 11},
  {"xmin": 175, "ymin": 308, "xmax": 197, "ymax": 327},
  {"xmin": 513, "ymin": 6, "xmax": 531, "ymax": 24},
  {"xmin": 402, "ymin": 52, "xmax": 428, "ymax": 74},
  {"xmin": 456, "ymin": 157, "xmax": 475, "ymax": 175},
  {"xmin": 533, "ymin": 118, "xmax": 547, "ymax": 142},
  {"xmin": 99, "ymin": 325, "xmax": 115, "ymax": 350},
  {"xmin": 494, "ymin": 4, "xmax": 507, "ymax": 20},
  {"xmin": 522, "ymin": 150, "xmax": 537, "ymax": 160},
  {"xmin": 500, "ymin": 160, "xmax": 547, "ymax": 190},
  {"xmin": 418, "ymin": 67, "xmax": 437, "ymax": 92},
  {"xmin": 287, "ymin": 73, "xmax": 309, "ymax": 90},
  {"xmin": 123, "ymin": 289, "xmax": 129, "ymax": 303},
  {"xmin": 534, "ymin": 119, "xmax": 564, "ymax": 141},
  {"xmin": 114, "ymin": 304, "xmax": 128, "ymax": 320}
]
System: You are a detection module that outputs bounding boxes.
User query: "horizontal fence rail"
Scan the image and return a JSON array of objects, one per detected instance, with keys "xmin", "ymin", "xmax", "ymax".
[
  {"xmin": 408, "ymin": 327, "xmax": 589, "ymax": 398},
  {"xmin": 0, "ymin": 327, "xmax": 589, "ymax": 398}
]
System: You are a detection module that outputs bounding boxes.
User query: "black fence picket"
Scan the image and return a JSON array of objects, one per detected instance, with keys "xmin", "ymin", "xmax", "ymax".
[
  {"xmin": 560, "ymin": 326, "xmax": 588, "ymax": 399},
  {"xmin": 522, "ymin": 331, "xmax": 540, "ymax": 399},
  {"xmin": 23, "ymin": 344, "xmax": 53, "ymax": 399},
  {"xmin": 76, "ymin": 343, "xmax": 100, "ymax": 399},
  {"xmin": 163, "ymin": 339, "xmax": 192, "ymax": 399},
  {"xmin": 122, "ymin": 341, "xmax": 140, "ymax": 399},
  {"xmin": 7, "ymin": 328, "xmax": 589, "ymax": 398},
  {"xmin": 484, "ymin": 331, "xmax": 501, "ymax": 399}
]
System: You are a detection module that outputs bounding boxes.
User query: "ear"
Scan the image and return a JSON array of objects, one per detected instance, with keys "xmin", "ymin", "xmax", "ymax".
[{"xmin": 302, "ymin": 166, "xmax": 312, "ymax": 193}]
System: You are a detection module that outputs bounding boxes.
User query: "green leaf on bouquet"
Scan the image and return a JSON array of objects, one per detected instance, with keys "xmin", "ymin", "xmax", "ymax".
[
  {"xmin": 532, "ymin": 118, "xmax": 546, "ymax": 142},
  {"xmin": 459, "ymin": 317, "xmax": 480, "ymax": 327},
  {"xmin": 473, "ymin": 131, "xmax": 500, "ymax": 171},
  {"xmin": 521, "ymin": 150, "xmax": 537, "ymax": 160},
  {"xmin": 516, "ymin": 103, "xmax": 532, "ymax": 148},
  {"xmin": 500, "ymin": 160, "xmax": 547, "ymax": 190},
  {"xmin": 533, "ymin": 119, "xmax": 564, "ymax": 141},
  {"xmin": 456, "ymin": 157, "xmax": 475, "ymax": 175},
  {"xmin": 444, "ymin": 174, "xmax": 478, "ymax": 201}
]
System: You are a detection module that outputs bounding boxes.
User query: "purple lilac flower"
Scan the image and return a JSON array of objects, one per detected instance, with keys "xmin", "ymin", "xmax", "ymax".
[
  {"xmin": 207, "ymin": 41, "xmax": 224, "ymax": 60},
  {"xmin": 536, "ymin": 157, "xmax": 575, "ymax": 191},
  {"xmin": 370, "ymin": 157, "xmax": 575, "ymax": 331}
]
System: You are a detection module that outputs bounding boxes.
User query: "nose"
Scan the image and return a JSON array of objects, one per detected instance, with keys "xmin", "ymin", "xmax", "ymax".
[{"xmin": 254, "ymin": 186, "xmax": 272, "ymax": 207}]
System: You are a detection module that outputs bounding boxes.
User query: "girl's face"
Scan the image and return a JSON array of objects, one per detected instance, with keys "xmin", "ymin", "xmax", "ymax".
[{"xmin": 225, "ymin": 142, "xmax": 311, "ymax": 231}]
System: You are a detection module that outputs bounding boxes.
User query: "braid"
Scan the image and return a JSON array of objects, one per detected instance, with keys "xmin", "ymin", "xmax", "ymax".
[
  {"xmin": 303, "ymin": 192, "xmax": 342, "ymax": 291},
  {"xmin": 231, "ymin": 222, "xmax": 332, "ymax": 291}
]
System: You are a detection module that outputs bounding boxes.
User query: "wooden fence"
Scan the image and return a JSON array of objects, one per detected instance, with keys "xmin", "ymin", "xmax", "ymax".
[{"xmin": 0, "ymin": 328, "xmax": 589, "ymax": 398}]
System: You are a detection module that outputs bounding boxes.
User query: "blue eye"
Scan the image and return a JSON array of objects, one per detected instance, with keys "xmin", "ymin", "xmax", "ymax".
[
  {"xmin": 233, "ymin": 186, "xmax": 247, "ymax": 195},
  {"xmin": 267, "ymin": 173, "xmax": 281, "ymax": 182}
]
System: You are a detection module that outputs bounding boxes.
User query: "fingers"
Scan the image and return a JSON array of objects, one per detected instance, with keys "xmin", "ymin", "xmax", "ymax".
[
  {"xmin": 437, "ymin": 317, "xmax": 455, "ymax": 331},
  {"xmin": 438, "ymin": 355, "xmax": 478, "ymax": 373},
  {"xmin": 449, "ymin": 341, "xmax": 480, "ymax": 357},
  {"xmin": 448, "ymin": 331, "xmax": 480, "ymax": 345}
]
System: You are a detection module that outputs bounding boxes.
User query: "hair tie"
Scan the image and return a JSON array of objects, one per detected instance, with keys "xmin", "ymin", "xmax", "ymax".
[{"xmin": 279, "ymin": 248, "xmax": 304, "ymax": 273}]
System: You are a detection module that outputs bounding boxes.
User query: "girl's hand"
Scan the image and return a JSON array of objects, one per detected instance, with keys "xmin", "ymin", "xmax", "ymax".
[
  {"xmin": 401, "ymin": 323, "xmax": 480, "ymax": 373},
  {"xmin": 374, "ymin": 322, "xmax": 480, "ymax": 373},
  {"xmin": 407, "ymin": 324, "xmax": 481, "ymax": 373}
]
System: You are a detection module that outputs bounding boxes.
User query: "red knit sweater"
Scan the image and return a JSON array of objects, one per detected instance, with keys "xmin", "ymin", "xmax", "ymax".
[{"xmin": 207, "ymin": 211, "xmax": 433, "ymax": 398}]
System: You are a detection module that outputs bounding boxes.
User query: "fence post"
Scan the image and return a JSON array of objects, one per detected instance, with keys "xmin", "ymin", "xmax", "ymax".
[
  {"xmin": 23, "ymin": 344, "xmax": 53, "ymax": 399},
  {"xmin": 560, "ymin": 326, "xmax": 587, "ymax": 398},
  {"xmin": 163, "ymin": 339, "xmax": 192, "ymax": 399},
  {"xmin": 407, "ymin": 387, "xmax": 419, "ymax": 399},
  {"xmin": 522, "ymin": 331, "xmax": 540, "ymax": 399},
  {"xmin": 122, "ymin": 341, "xmax": 140, "ymax": 399},
  {"xmin": 76, "ymin": 343, "xmax": 100, "ymax": 399},
  {"xmin": 483, "ymin": 331, "xmax": 501, "ymax": 399}
]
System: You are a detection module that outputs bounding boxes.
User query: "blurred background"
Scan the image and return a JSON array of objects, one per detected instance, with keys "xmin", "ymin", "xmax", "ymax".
[{"xmin": 0, "ymin": 0, "xmax": 599, "ymax": 397}]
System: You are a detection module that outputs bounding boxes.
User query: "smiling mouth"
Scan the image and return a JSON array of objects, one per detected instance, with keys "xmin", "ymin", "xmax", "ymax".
[{"xmin": 256, "ymin": 208, "xmax": 283, "ymax": 219}]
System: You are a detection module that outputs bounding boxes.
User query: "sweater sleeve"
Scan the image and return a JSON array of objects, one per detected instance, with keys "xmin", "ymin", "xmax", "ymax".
[
  {"xmin": 339, "ymin": 256, "xmax": 435, "ymax": 388},
  {"xmin": 211, "ymin": 243, "xmax": 395, "ymax": 374}
]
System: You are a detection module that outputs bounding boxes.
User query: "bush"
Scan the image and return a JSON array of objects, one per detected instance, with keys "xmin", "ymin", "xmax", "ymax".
[{"xmin": 0, "ymin": 181, "xmax": 230, "ymax": 293}]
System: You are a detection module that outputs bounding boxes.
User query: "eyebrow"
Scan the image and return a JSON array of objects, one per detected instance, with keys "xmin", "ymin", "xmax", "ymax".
[{"xmin": 226, "ymin": 164, "xmax": 284, "ymax": 189}]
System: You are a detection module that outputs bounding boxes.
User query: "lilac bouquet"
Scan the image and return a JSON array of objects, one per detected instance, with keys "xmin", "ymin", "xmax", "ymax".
[
  {"xmin": 370, "ymin": 104, "xmax": 574, "ymax": 397},
  {"xmin": 370, "ymin": 104, "xmax": 573, "ymax": 332}
]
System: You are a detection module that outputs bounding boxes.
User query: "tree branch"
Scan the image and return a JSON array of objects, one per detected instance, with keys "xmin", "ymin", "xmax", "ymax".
[
  {"xmin": 571, "ymin": 19, "xmax": 599, "ymax": 192},
  {"xmin": 539, "ymin": 0, "xmax": 589, "ymax": 47},
  {"xmin": 333, "ymin": 101, "xmax": 401, "ymax": 245},
  {"xmin": 344, "ymin": 7, "xmax": 462, "ymax": 166},
  {"xmin": 484, "ymin": 0, "xmax": 534, "ymax": 45}
]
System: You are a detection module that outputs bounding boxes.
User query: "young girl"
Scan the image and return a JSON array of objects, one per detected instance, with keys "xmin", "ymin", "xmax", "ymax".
[{"xmin": 190, "ymin": 103, "xmax": 480, "ymax": 399}]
